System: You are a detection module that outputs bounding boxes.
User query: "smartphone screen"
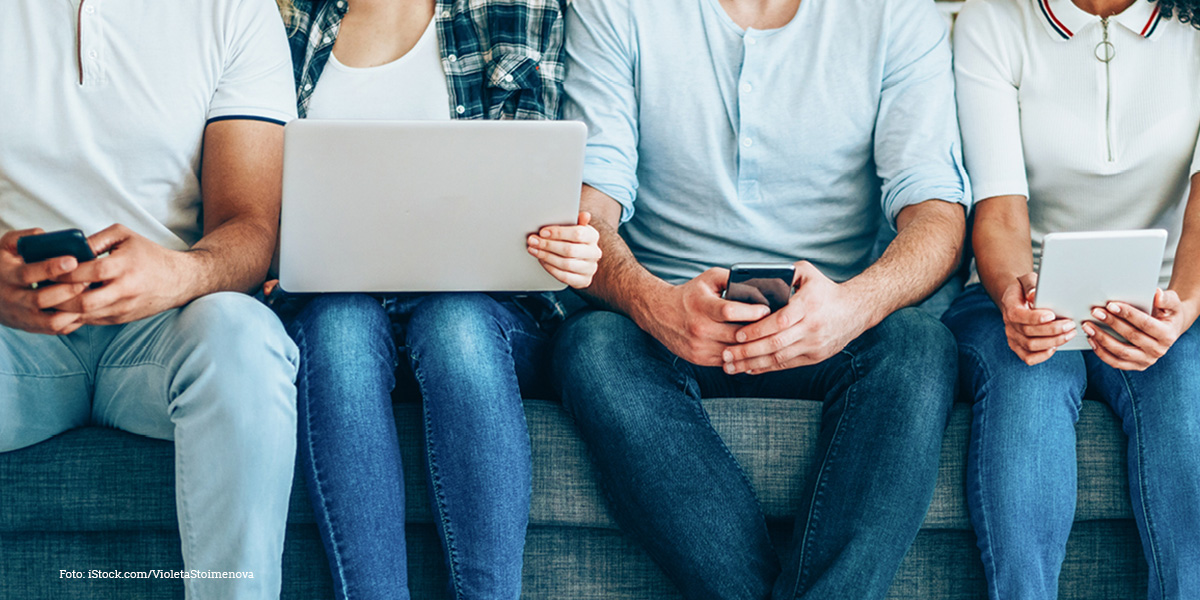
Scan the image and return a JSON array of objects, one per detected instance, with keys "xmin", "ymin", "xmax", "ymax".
[{"xmin": 723, "ymin": 263, "xmax": 796, "ymax": 313}]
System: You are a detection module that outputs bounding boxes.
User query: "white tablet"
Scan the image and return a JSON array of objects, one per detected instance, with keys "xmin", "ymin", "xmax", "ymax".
[{"xmin": 1034, "ymin": 230, "xmax": 1167, "ymax": 351}]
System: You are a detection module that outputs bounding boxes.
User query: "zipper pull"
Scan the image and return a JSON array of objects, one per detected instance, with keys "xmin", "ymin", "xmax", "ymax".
[{"xmin": 1096, "ymin": 17, "xmax": 1115, "ymax": 63}]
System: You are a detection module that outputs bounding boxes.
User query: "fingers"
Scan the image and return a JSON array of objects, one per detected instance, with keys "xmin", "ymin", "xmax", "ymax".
[
  {"xmin": 0, "ymin": 228, "xmax": 44, "ymax": 253},
  {"xmin": 531, "ymin": 247, "xmax": 598, "ymax": 281},
  {"xmin": 34, "ymin": 282, "xmax": 89, "ymax": 310},
  {"xmin": 1154, "ymin": 289, "xmax": 1182, "ymax": 315},
  {"xmin": 538, "ymin": 261, "xmax": 593, "ymax": 290},
  {"xmin": 536, "ymin": 224, "xmax": 600, "ymax": 245},
  {"xmin": 734, "ymin": 302, "xmax": 800, "ymax": 342},
  {"xmin": 1018, "ymin": 318, "xmax": 1075, "ymax": 338},
  {"xmin": 792, "ymin": 260, "xmax": 820, "ymax": 286},
  {"xmin": 56, "ymin": 255, "xmax": 121, "ymax": 284},
  {"xmin": 722, "ymin": 326, "xmax": 803, "ymax": 372},
  {"xmin": 11, "ymin": 256, "xmax": 79, "ymax": 287},
  {"xmin": 702, "ymin": 294, "xmax": 770, "ymax": 324},
  {"xmin": 1091, "ymin": 306, "xmax": 1165, "ymax": 353},
  {"xmin": 1017, "ymin": 328, "xmax": 1077, "ymax": 353},
  {"xmin": 15, "ymin": 306, "xmax": 85, "ymax": 336},
  {"xmin": 1005, "ymin": 301, "xmax": 1055, "ymax": 326},
  {"xmin": 1012, "ymin": 345, "xmax": 1057, "ymax": 367},
  {"xmin": 527, "ymin": 237, "xmax": 603, "ymax": 261},
  {"xmin": 1084, "ymin": 325, "xmax": 1147, "ymax": 371},
  {"xmin": 1018, "ymin": 272, "xmax": 1038, "ymax": 301},
  {"xmin": 1083, "ymin": 324, "xmax": 1152, "ymax": 370},
  {"xmin": 577, "ymin": 211, "xmax": 592, "ymax": 227},
  {"xmin": 85, "ymin": 224, "xmax": 133, "ymax": 256}
]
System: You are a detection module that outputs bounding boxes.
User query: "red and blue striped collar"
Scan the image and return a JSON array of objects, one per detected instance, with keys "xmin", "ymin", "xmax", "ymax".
[{"xmin": 1037, "ymin": 0, "xmax": 1164, "ymax": 42}]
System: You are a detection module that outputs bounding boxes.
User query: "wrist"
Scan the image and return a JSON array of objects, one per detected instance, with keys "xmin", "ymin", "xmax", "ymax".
[
  {"xmin": 170, "ymin": 249, "xmax": 210, "ymax": 306},
  {"xmin": 1174, "ymin": 292, "xmax": 1200, "ymax": 330},
  {"xmin": 836, "ymin": 279, "xmax": 881, "ymax": 336},
  {"xmin": 628, "ymin": 280, "xmax": 675, "ymax": 333}
]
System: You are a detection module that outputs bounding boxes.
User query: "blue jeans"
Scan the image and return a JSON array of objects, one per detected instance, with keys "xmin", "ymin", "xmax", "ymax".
[
  {"xmin": 552, "ymin": 307, "xmax": 957, "ymax": 600},
  {"xmin": 286, "ymin": 292, "xmax": 547, "ymax": 600},
  {"xmin": 942, "ymin": 284, "xmax": 1200, "ymax": 600},
  {"xmin": 0, "ymin": 293, "xmax": 299, "ymax": 600}
]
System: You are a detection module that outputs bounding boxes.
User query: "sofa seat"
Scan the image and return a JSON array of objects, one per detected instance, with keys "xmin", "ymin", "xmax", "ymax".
[{"xmin": 0, "ymin": 398, "xmax": 1147, "ymax": 599}]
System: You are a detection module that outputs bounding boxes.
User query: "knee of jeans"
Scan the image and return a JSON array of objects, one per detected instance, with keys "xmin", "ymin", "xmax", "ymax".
[
  {"xmin": 858, "ymin": 308, "xmax": 957, "ymax": 424},
  {"xmin": 870, "ymin": 308, "xmax": 957, "ymax": 381},
  {"xmin": 552, "ymin": 311, "xmax": 659, "ymax": 423},
  {"xmin": 169, "ymin": 293, "xmax": 298, "ymax": 437},
  {"xmin": 407, "ymin": 293, "xmax": 504, "ymax": 358},
  {"xmin": 552, "ymin": 311, "xmax": 640, "ymax": 381},
  {"xmin": 176, "ymin": 292, "xmax": 299, "ymax": 384},
  {"xmin": 289, "ymin": 294, "xmax": 391, "ymax": 354}
]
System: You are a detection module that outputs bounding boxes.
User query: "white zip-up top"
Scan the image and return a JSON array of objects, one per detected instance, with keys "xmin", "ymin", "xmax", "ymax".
[{"xmin": 955, "ymin": 0, "xmax": 1200, "ymax": 286}]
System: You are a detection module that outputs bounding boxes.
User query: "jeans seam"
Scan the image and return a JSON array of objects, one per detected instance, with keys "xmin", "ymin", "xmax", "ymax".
[
  {"xmin": 292, "ymin": 323, "xmax": 352, "ymax": 600},
  {"xmin": 1118, "ymin": 369, "xmax": 1166, "ymax": 598},
  {"xmin": 411, "ymin": 348, "xmax": 465, "ymax": 600},
  {"xmin": 791, "ymin": 348, "xmax": 859, "ymax": 596},
  {"xmin": 960, "ymin": 344, "xmax": 1001, "ymax": 600}
]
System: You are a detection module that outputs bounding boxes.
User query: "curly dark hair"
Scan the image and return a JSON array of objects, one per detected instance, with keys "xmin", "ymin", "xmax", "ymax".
[{"xmin": 1152, "ymin": 0, "xmax": 1200, "ymax": 27}]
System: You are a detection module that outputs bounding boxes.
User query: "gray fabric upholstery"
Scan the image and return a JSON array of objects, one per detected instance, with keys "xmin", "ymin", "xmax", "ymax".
[{"xmin": 0, "ymin": 399, "xmax": 1145, "ymax": 599}]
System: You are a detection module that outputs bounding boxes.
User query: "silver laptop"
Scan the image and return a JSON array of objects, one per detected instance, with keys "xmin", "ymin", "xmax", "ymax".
[{"xmin": 279, "ymin": 120, "xmax": 587, "ymax": 293}]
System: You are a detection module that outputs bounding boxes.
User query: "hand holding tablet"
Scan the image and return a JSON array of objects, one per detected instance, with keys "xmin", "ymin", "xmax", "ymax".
[{"xmin": 1033, "ymin": 230, "xmax": 1167, "ymax": 352}]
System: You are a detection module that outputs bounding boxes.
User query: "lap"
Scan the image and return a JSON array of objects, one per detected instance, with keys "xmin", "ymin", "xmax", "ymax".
[{"xmin": 0, "ymin": 325, "xmax": 92, "ymax": 451}]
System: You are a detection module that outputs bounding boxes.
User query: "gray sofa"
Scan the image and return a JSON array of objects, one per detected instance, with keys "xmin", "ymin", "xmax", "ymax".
[{"xmin": 0, "ymin": 393, "xmax": 1146, "ymax": 599}]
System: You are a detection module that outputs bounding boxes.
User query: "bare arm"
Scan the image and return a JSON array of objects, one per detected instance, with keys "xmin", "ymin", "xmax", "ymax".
[
  {"xmin": 1166, "ymin": 173, "xmax": 1200, "ymax": 325},
  {"xmin": 840, "ymin": 199, "xmax": 966, "ymax": 329},
  {"xmin": 1086, "ymin": 173, "xmax": 1200, "ymax": 370},
  {"xmin": 56, "ymin": 119, "xmax": 284, "ymax": 324},
  {"xmin": 723, "ymin": 199, "xmax": 967, "ymax": 374},
  {"xmin": 185, "ymin": 119, "xmax": 285, "ymax": 296},
  {"xmin": 577, "ymin": 184, "xmax": 769, "ymax": 366}
]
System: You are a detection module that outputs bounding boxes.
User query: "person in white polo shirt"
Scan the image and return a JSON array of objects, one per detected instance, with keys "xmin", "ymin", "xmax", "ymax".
[
  {"xmin": 0, "ymin": 0, "xmax": 300, "ymax": 598},
  {"xmin": 943, "ymin": 0, "xmax": 1200, "ymax": 598}
]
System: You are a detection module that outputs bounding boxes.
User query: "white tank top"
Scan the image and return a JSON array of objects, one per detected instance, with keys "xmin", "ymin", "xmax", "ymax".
[{"xmin": 306, "ymin": 18, "xmax": 451, "ymax": 121}]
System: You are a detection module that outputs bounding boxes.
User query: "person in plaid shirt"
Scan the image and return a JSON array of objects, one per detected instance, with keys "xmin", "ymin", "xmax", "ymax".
[{"xmin": 274, "ymin": 1, "xmax": 596, "ymax": 599}]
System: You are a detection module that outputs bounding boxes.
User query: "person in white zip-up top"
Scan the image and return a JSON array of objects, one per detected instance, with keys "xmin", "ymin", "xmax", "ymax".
[{"xmin": 944, "ymin": 0, "xmax": 1200, "ymax": 598}]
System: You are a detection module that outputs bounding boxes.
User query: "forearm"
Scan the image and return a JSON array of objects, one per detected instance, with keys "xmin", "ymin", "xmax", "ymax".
[
  {"xmin": 178, "ymin": 217, "xmax": 277, "ymax": 302},
  {"xmin": 1168, "ymin": 174, "xmax": 1200, "ymax": 327},
  {"xmin": 574, "ymin": 186, "xmax": 671, "ymax": 326},
  {"xmin": 842, "ymin": 200, "xmax": 965, "ymax": 328},
  {"xmin": 972, "ymin": 195, "xmax": 1034, "ymax": 306}
]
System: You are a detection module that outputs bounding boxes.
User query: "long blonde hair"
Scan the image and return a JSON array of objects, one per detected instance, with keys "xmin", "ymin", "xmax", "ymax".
[{"xmin": 276, "ymin": 0, "xmax": 297, "ymax": 22}]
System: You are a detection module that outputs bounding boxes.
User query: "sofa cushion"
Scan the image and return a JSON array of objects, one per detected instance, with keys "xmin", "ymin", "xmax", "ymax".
[{"xmin": 0, "ymin": 399, "xmax": 1131, "ymax": 533}]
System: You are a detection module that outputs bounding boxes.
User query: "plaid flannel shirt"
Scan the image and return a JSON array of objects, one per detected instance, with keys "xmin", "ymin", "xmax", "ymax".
[
  {"xmin": 279, "ymin": 0, "xmax": 580, "ymax": 325},
  {"xmin": 285, "ymin": 0, "xmax": 566, "ymax": 120}
]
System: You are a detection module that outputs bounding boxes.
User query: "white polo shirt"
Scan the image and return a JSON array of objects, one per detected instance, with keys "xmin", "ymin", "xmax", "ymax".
[
  {"xmin": 955, "ymin": 0, "xmax": 1200, "ymax": 286},
  {"xmin": 0, "ymin": 0, "xmax": 297, "ymax": 251}
]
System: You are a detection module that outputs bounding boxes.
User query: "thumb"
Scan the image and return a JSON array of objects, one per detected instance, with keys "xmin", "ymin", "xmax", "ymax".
[
  {"xmin": 578, "ymin": 211, "xmax": 592, "ymax": 227},
  {"xmin": 87, "ymin": 225, "xmax": 131, "ymax": 256}
]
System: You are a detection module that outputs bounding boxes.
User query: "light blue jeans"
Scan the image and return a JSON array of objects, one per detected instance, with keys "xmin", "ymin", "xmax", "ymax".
[
  {"xmin": 943, "ymin": 284, "xmax": 1200, "ymax": 600},
  {"xmin": 0, "ymin": 292, "xmax": 299, "ymax": 600}
]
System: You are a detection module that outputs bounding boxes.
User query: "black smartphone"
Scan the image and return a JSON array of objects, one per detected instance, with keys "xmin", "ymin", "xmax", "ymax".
[
  {"xmin": 16, "ymin": 229, "xmax": 96, "ymax": 265},
  {"xmin": 722, "ymin": 263, "xmax": 796, "ymax": 313}
]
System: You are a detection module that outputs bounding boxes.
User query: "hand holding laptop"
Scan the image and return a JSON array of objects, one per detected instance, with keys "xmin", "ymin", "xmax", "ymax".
[{"xmin": 526, "ymin": 211, "xmax": 601, "ymax": 290}]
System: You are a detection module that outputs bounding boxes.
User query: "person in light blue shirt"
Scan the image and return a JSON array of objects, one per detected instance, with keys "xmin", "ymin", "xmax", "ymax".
[{"xmin": 552, "ymin": 0, "xmax": 972, "ymax": 598}]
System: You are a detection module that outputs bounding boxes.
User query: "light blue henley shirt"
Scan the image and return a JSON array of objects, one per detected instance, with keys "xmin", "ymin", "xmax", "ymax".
[{"xmin": 563, "ymin": 0, "xmax": 972, "ymax": 285}]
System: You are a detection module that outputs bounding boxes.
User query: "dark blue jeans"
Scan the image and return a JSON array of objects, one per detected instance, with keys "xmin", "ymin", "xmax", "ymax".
[
  {"xmin": 286, "ymin": 292, "xmax": 548, "ymax": 600},
  {"xmin": 552, "ymin": 307, "xmax": 957, "ymax": 600},
  {"xmin": 943, "ymin": 285, "xmax": 1200, "ymax": 600}
]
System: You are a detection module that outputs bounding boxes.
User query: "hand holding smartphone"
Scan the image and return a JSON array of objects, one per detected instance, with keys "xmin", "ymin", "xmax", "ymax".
[
  {"xmin": 722, "ymin": 263, "xmax": 796, "ymax": 313},
  {"xmin": 15, "ymin": 229, "xmax": 96, "ymax": 287}
]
